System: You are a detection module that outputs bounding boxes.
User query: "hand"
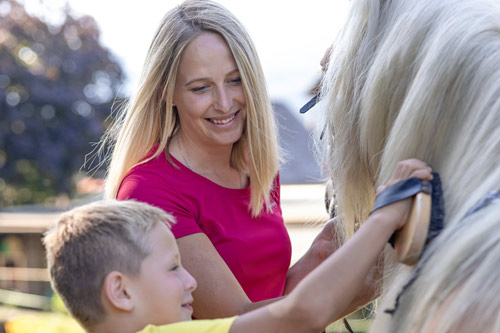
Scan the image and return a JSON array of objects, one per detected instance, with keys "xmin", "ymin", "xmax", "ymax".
[
  {"xmin": 320, "ymin": 44, "xmax": 333, "ymax": 72},
  {"xmin": 372, "ymin": 159, "xmax": 433, "ymax": 231},
  {"xmin": 283, "ymin": 218, "xmax": 340, "ymax": 294},
  {"xmin": 310, "ymin": 218, "xmax": 340, "ymax": 262}
]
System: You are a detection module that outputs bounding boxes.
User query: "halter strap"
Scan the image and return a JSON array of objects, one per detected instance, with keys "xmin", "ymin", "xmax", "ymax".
[
  {"xmin": 463, "ymin": 190, "xmax": 500, "ymax": 219},
  {"xmin": 385, "ymin": 190, "xmax": 500, "ymax": 315}
]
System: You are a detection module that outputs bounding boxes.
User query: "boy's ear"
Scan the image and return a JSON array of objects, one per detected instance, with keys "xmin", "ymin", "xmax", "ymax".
[{"xmin": 103, "ymin": 271, "xmax": 134, "ymax": 312}]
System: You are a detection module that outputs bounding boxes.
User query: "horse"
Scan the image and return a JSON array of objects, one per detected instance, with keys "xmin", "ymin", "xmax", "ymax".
[{"xmin": 319, "ymin": 0, "xmax": 500, "ymax": 331}]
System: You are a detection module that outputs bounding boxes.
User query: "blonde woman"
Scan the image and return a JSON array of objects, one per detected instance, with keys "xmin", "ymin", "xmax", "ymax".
[
  {"xmin": 320, "ymin": 0, "xmax": 500, "ymax": 331},
  {"xmin": 100, "ymin": 0, "xmax": 343, "ymax": 320}
]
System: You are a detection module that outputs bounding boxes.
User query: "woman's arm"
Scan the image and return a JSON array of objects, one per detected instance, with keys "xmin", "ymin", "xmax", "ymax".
[
  {"xmin": 178, "ymin": 189, "xmax": 371, "ymax": 319},
  {"xmin": 177, "ymin": 233, "xmax": 280, "ymax": 318},
  {"xmin": 284, "ymin": 216, "xmax": 380, "ymax": 315},
  {"xmin": 231, "ymin": 159, "xmax": 433, "ymax": 333},
  {"xmin": 231, "ymin": 212, "xmax": 397, "ymax": 333},
  {"xmin": 282, "ymin": 219, "xmax": 338, "ymax": 294}
]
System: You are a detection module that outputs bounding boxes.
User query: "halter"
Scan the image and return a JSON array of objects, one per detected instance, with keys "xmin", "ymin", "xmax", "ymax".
[{"xmin": 384, "ymin": 190, "xmax": 500, "ymax": 315}]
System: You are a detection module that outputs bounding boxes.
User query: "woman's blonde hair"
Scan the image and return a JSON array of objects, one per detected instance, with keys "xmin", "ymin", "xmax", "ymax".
[
  {"xmin": 320, "ymin": 0, "xmax": 500, "ymax": 331},
  {"xmin": 100, "ymin": 0, "xmax": 279, "ymax": 216}
]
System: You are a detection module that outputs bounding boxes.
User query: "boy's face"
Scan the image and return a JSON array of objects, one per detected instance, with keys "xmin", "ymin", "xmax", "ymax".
[{"xmin": 130, "ymin": 222, "xmax": 197, "ymax": 325}]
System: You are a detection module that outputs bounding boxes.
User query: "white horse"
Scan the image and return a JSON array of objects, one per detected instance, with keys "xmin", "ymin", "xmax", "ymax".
[{"xmin": 320, "ymin": 0, "xmax": 500, "ymax": 331}]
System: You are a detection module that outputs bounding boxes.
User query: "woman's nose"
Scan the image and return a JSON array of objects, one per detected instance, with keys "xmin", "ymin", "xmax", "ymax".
[{"xmin": 213, "ymin": 87, "xmax": 231, "ymax": 113}]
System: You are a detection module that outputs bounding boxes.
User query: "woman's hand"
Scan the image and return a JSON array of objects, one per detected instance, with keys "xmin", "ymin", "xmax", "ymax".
[
  {"xmin": 309, "ymin": 218, "xmax": 339, "ymax": 262},
  {"xmin": 283, "ymin": 218, "xmax": 340, "ymax": 294}
]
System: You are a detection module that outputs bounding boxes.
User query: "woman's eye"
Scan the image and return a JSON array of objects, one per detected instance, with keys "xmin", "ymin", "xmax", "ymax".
[
  {"xmin": 229, "ymin": 77, "xmax": 241, "ymax": 84},
  {"xmin": 191, "ymin": 85, "xmax": 207, "ymax": 92},
  {"xmin": 170, "ymin": 265, "xmax": 179, "ymax": 271}
]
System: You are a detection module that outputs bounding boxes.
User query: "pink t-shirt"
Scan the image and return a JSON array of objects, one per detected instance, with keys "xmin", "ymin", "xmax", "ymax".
[{"xmin": 117, "ymin": 151, "xmax": 292, "ymax": 301}]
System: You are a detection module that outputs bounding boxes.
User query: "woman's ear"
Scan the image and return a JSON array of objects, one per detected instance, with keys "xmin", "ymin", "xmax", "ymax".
[{"xmin": 102, "ymin": 271, "xmax": 134, "ymax": 312}]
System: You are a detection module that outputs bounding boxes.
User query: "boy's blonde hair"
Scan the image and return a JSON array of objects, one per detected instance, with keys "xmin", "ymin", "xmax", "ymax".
[
  {"xmin": 100, "ymin": 0, "xmax": 281, "ymax": 216},
  {"xmin": 43, "ymin": 200, "xmax": 175, "ymax": 329}
]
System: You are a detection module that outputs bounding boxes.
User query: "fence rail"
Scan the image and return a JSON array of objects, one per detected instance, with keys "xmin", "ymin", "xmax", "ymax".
[{"xmin": 0, "ymin": 267, "xmax": 50, "ymax": 282}]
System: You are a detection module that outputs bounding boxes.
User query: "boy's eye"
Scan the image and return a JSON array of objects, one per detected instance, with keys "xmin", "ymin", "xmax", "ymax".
[{"xmin": 170, "ymin": 265, "xmax": 179, "ymax": 271}]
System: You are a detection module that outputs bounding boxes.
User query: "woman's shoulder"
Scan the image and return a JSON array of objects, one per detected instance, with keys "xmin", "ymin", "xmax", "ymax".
[
  {"xmin": 118, "ymin": 153, "xmax": 188, "ymax": 198},
  {"xmin": 124, "ymin": 152, "xmax": 183, "ymax": 182}
]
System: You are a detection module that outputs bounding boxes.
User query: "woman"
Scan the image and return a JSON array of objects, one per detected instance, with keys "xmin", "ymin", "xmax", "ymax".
[
  {"xmin": 320, "ymin": 0, "xmax": 500, "ymax": 331},
  {"xmin": 100, "ymin": 0, "xmax": 343, "ymax": 319}
]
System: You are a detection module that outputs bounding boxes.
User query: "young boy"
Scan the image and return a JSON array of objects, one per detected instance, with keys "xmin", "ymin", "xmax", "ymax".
[{"xmin": 43, "ymin": 159, "xmax": 432, "ymax": 333}]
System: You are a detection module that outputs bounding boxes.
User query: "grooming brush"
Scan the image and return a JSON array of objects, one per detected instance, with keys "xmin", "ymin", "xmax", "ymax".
[{"xmin": 373, "ymin": 172, "xmax": 445, "ymax": 265}]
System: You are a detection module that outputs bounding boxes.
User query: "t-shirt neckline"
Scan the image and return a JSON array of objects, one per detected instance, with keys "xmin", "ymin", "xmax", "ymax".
[{"xmin": 168, "ymin": 153, "xmax": 251, "ymax": 194}]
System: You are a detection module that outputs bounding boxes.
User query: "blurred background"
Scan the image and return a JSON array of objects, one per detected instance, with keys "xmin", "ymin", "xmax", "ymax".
[{"xmin": 0, "ymin": 1, "xmax": 372, "ymax": 332}]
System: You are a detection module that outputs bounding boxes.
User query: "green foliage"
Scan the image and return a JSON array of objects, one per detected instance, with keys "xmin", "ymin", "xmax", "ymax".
[{"xmin": 0, "ymin": 0, "xmax": 124, "ymax": 207}]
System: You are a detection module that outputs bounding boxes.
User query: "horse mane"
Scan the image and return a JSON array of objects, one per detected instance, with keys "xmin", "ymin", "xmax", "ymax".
[{"xmin": 321, "ymin": 0, "xmax": 500, "ymax": 331}]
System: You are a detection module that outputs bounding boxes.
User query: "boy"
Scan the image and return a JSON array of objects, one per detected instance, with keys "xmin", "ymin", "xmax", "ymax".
[{"xmin": 43, "ymin": 159, "xmax": 432, "ymax": 333}]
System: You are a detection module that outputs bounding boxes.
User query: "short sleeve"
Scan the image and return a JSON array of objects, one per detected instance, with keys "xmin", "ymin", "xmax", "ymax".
[
  {"xmin": 117, "ymin": 170, "xmax": 203, "ymax": 238},
  {"xmin": 139, "ymin": 316, "xmax": 237, "ymax": 333}
]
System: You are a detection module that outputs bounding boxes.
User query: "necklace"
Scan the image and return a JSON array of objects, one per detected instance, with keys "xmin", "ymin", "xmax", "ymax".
[
  {"xmin": 178, "ymin": 138, "xmax": 193, "ymax": 171},
  {"xmin": 178, "ymin": 139, "xmax": 244, "ymax": 189}
]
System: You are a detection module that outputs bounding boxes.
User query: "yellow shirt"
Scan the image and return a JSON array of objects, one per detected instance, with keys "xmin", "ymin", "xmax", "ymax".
[{"xmin": 139, "ymin": 317, "xmax": 237, "ymax": 333}]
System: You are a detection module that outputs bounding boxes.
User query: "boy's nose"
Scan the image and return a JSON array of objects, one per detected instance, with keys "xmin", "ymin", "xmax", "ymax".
[{"xmin": 182, "ymin": 267, "xmax": 197, "ymax": 292}]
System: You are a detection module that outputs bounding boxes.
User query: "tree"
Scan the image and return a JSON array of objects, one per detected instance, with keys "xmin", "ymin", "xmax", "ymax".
[{"xmin": 0, "ymin": 0, "xmax": 124, "ymax": 206}]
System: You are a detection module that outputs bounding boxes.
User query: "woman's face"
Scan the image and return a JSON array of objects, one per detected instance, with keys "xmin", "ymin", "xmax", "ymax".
[{"xmin": 173, "ymin": 32, "xmax": 247, "ymax": 150}]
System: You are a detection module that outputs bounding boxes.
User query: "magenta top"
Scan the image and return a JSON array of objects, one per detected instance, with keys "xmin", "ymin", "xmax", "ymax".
[{"xmin": 116, "ymin": 151, "xmax": 292, "ymax": 301}]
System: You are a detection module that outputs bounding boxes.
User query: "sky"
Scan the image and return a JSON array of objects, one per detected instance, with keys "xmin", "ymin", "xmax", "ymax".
[{"xmin": 24, "ymin": 0, "xmax": 351, "ymax": 128}]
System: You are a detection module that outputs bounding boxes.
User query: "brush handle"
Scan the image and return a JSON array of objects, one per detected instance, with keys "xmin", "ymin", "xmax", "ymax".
[{"xmin": 393, "ymin": 192, "xmax": 431, "ymax": 265}]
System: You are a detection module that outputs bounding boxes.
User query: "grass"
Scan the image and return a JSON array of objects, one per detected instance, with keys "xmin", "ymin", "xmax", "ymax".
[
  {"xmin": 1, "ymin": 306, "xmax": 84, "ymax": 333},
  {"xmin": 326, "ymin": 318, "xmax": 372, "ymax": 333},
  {"xmin": 2, "ymin": 306, "xmax": 372, "ymax": 333},
  {"xmin": 2, "ymin": 295, "xmax": 374, "ymax": 332}
]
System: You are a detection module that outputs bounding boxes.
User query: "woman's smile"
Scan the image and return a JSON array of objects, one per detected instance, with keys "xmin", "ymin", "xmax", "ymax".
[{"xmin": 207, "ymin": 111, "xmax": 240, "ymax": 126}]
